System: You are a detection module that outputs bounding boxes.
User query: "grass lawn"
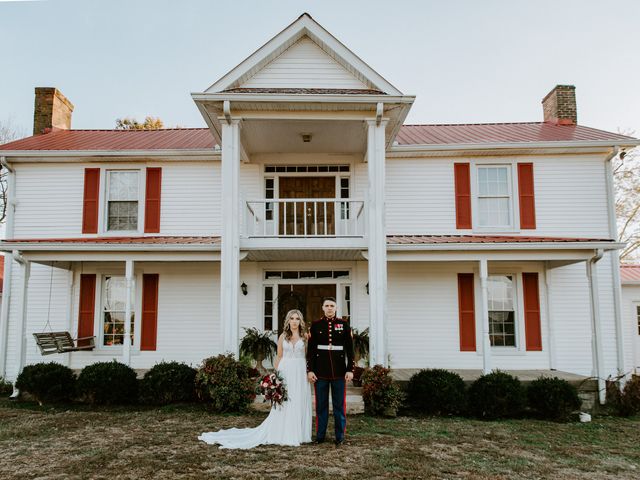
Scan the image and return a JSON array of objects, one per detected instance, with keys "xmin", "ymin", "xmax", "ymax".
[{"xmin": 1, "ymin": 399, "xmax": 639, "ymax": 479}]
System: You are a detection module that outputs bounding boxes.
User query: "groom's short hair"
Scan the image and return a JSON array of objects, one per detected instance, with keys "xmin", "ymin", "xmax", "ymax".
[{"xmin": 322, "ymin": 296, "xmax": 337, "ymax": 305}]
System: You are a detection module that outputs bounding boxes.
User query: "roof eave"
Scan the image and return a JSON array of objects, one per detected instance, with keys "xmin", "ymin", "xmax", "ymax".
[
  {"xmin": 386, "ymin": 241, "xmax": 625, "ymax": 251},
  {"xmin": 0, "ymin": 149, "xmax": 220, "ymax": 161}
]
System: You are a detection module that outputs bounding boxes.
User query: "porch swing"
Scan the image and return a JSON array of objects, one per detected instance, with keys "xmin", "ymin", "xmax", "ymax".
[{"xmin": 32, "ymin": 262, "xmax": 96, "ymax": 355}]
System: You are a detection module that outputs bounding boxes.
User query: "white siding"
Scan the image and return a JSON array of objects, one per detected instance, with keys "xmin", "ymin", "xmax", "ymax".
[
  {"xmin": 385, "ymin": 154, "xmax": 611, "ymax": 238},
  {"xmin": 241, "ymin": 37, "xmax": 368, "ymax": 89},
  {"xmin": 620, "ymin": 283, "xmax": 640, "ymax": 373}
]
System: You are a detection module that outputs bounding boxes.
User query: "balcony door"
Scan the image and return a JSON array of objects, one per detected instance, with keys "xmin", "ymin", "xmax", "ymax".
[
  {"xmin": 279, "ymin": 177, "xmax": 335, "ymax": 236},
  {"xmin": 277, "ymin": 284, "xmax": 337, "ymax": 335}
]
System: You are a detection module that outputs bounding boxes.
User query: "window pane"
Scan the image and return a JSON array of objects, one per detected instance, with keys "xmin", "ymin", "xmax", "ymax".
[
  {"xmin": 109, "ymin": 171, "xmax": 138, "ymax": 201},
  {"xmin": 478, "ymin": 197, "xmax": 510, "ymax": 227},
  {"xmin": 488, "ymin": 275, "xmax": 515, "ymax": 347},
  {"xmin": 478, "ymin": 166, "xmax": 509, "ymax": 196},
  {"xmin": 103, "ymin": 276, "xmax": 135, "ymax": 347},
  {"xmin": 108, "ymin": 201, "xmax": 138, "ymax": 230}
]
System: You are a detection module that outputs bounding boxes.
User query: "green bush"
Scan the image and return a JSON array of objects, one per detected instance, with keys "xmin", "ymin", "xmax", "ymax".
[
  {"xmin": 468, "ymin": 370, "xmax": 526, "ymax": 420},
  {"xmin": 0, "ymin": 376, "xmax": 12, "ymax": 395},
  {"xmin": 361, "ymin": 364, "xmax": 403, "ymax": 417},
  {"xmin": 607, "ymin": 375, "xmax": 640, "ymax": 417},
  {"xmin": 15, "ymin": 363, "xmax": 76, "ymax": 405},
  {"xmin": 527, "ymin": 376, "xmax": 581, "ymax": 421},
  {"xmin": 139, "ymin": 361, "xmax": 197, "ymax": 405},
  {"xmin": 195, "ymin": 354, "xmax": 256, "ymax": 412},
  {"xmin": 77, "ymin": 361, "xmax": 138, "ymax": 405},
  {"xmin": 406, "ymin": 369, "xmax": 467, "ymax": 415}
]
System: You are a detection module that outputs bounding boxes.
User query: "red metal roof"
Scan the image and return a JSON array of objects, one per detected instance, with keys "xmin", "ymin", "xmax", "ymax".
[
  {"xmin": 620, "ymin": 264, "xmax": 640, "ymax": 283},
  {"xmin": 395, "ymin": 123, "xmax": 637, "ymax": 146},
  {"xmin": 0, "ymin": 236, "xmax": 220, "ymax": 245},
  {"xmin": 387, "ymin": 235, "xmax": 614, "ymax": 244},
  {"xmin": 0, "ymin": 128, "xmax": 215, "ymax": 152},
  {"xmin": 0, "ymin": 123, "xmax": 636, "ymax": 153}
]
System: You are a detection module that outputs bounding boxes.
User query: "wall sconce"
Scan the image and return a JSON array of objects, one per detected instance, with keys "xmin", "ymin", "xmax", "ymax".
[
  {"xmin": 365, "ymin": 282, "xmax": 369, "ymax": 295},
  {"xmin": 241, "ymin": 282, "xmax": 248, "ymax": 296}
]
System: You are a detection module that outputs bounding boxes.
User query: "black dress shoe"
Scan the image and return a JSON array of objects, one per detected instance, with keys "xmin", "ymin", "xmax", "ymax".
[
  {"xmin": 334, "ymin": 438, "xmax": 344, "ymax": 447},
  {"xmin": 313, "ymin": 438, "xmax": 325, "ymax": 444}
]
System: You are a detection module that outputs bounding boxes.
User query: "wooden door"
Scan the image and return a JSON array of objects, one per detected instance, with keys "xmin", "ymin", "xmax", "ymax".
[
  {"xmin": 278, "ymin": 177, "xmax": 335, "ymax": 235},
  {"xmin": 277, "ymin": 284, "xmax": 336, "ymax": 335}
]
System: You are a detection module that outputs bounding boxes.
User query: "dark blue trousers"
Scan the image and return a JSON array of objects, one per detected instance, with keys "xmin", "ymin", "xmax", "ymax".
[{"xmin": 314, "ymin": 378, "xmax": 346, "ymax": 441}]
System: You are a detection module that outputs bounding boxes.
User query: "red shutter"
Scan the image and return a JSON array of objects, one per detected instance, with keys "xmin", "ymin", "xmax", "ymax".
[
  {"xmin": 82, "ymin": 168, "xmax": 100, "ymax": 234},
  {"xmin": 457, "ymin": 273, "xmax": 476, "ymax": 351},
  {"xmin": 454, "ymin": 163, "xmax": 472, "ymax": 229},
  {"xmin": 144, "ymin": 168, "xmax": 162, "ymax": 233},
  {"xmin": 77, "ymin": 274, "xmax": 96, "ymax": 347},
  {"xmin": 518, "ymin": 163, "xmax": 536, "ymax": 229},
  {"xmin": 523, "ymin": 272, "xmax": 542, "ymax": 351},
  {"xmin": 141, "ymin": 274, "xmax": 159, "ymax": 351}
]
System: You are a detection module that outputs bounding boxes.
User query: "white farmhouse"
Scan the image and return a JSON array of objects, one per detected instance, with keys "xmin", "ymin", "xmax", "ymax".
[{"xmin": 0, "ymin": 14, "xmax": 638, "ymax": 403}]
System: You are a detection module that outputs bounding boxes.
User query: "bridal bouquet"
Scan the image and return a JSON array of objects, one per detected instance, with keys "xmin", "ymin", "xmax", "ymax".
[{"xmin": 259, "ymin": 371, "xmax": 288, "ymax": 408}]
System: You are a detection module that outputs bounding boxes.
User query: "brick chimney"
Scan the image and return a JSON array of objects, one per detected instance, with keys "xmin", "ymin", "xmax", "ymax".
[
  {"xmin": 33, "ymin": 87, "xmax": 74, "ymax": 135},
  {"xmin": 541, "ymin": 85, "xmax": 577, "ymax": 125}
]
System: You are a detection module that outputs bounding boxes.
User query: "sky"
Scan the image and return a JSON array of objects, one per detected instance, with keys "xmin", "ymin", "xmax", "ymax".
[{"xmin": 0, "ymin": 0, "xmax": 639, "ymax": 138}]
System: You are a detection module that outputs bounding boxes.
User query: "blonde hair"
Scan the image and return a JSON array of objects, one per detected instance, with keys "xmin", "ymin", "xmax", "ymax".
[{"xmin": 283, "ymin": 309, "xmax": 306, "ymax": 342}]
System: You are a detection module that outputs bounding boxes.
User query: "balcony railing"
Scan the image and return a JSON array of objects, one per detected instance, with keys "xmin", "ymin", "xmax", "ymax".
[{"xmin": 246, "ymin": 198, "xmax": 365, "ymax": 237}]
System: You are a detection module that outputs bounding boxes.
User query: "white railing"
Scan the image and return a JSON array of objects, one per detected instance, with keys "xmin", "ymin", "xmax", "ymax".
[{"xmin": 246, "ymin": 198, "xmax": 365, "ymax": 237}]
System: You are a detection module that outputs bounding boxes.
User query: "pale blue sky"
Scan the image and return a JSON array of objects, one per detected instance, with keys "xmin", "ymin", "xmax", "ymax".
[{"xmin": 1, "ymin": 0, "xmax": 638, "ymax": 137}]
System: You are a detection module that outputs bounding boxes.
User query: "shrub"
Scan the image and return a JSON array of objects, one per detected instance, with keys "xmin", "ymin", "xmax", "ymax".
[
  {"xmin": 361, "ymin": 364, "xmax": 403, "ymax": 417},
  {"xmin": 406, "ymin": 369, "xmax": 467, "ymax": 415},
  {"xmin": 607, "ymin": 375, "xmax": 640, "ymax": 417},
  {"xmin": 195, "ymin": 354, "xmax": 256, "ymax": 412},
  {"xmin": 527, "ymin": 376, "xmax": 581, "ymax": 421},
  {"xmin": 77, "ymin": 361, "xmax": 138, "ymax": 405},
  {"xmin": 15, "ymin": 363, "xmax": 76, "ymax": 405},
  {"xmin": 0, "ymin": 376, "xmax": 13, "ymax": 395},
  {"xmin": 139, "ymin": 362, "xmax": 197, "ymax": 405},
  {"xmin": 468, "ymin": 370, "xmax": 526, "ymax": 420}
]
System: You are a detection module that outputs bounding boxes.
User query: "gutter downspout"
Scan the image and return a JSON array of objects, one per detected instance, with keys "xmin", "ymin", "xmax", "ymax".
[
  {"xmin": 9, "ymin": 250, "xmax": 28, "ymax": 399},
  {"xmin": 0, "ymin": 156, "xmax": 16, "ymax": 382},
  {"xmin": 604, "ymin": 146, "xmax": 627, "ymax": 380},
  {"xmin": 587, "ymin": 248, "xmax": 606, "ymax": 404}
]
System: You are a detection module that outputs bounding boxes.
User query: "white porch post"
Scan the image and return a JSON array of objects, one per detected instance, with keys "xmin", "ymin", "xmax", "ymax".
[
  {"xmin": 587, "ymin": 250, "xmax": 606, "ymax": 404},
  {"xmin": 366, "ymin": 116, "xmax": 388, "ymax": 367},
  {"xmin": 12, "ymin": 253, "xmax": 30, "ymax": 396},
  {"xmin": 123, "ymin": 259, "xmax": 134, "ymax": 366},
  {"xmin": 0, "ymin": 158, "xmax": 16, "ymax": 378},
  {"xmin": 544, "ymin": 262, "xmax": 557, "ymax": 370},
  {"xmin": 221, "ymin": 117, "xmax": 241, "ymax": 356},
  {"xmin": 479, "ymin": 259, "xmax": 492, "ymax": 374}
]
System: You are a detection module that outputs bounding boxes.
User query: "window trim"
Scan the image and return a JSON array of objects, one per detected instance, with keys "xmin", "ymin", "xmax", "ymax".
[
  {"xmin": 99, "ymin": 167, "xmax": 146, "ymax": 236},
  {"xmin": 470, "ymin": 161, "xmax": 521, "ymax": 233}
]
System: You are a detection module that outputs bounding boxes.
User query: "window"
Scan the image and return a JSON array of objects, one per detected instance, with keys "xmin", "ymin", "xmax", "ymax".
[
  {"xmin": 340, "ymin": 177, "xmax": 350, "ymax": 220},
  {"xmin": 264, "ymin": 286, "xmax": 274, "ymax": 331},
  {"xmin": 477, "ymin": 166, "xmax": 512, "ymax": 228},
  {"xmin": 488, "ymin": 275, "xmax": 516, "ymax": 347},
  {"xmin": 342, "ymin": 284, "xmax": 351, "ymax": 321},
  {"xmin": 265, "ymin": 178, "xmax": 274, "ymax": 221},
  {"xmin": 102, "ymin": 275, "xmax": 135, "ymax": 346},
  {"xmin": 107, "ymin": 171, "xmax": 139, "ymax": 231}
]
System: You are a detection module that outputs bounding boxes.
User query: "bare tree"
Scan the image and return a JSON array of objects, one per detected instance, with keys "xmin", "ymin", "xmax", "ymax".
[
  {"xmin": 613, "ymin": 135, "xmax": 640, "ymax": 261},
  {"xmin": 0, "ymin": 118, "xmax": 26, "ymax": 224}
]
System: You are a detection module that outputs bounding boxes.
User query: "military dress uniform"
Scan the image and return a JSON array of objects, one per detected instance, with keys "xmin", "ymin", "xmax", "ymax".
[{"xmin": 306, "ymin": 315, "xmax": 354, "ymax": 444}]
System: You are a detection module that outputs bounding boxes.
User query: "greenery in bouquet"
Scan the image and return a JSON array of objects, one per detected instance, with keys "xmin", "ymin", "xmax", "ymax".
[{"xmin": 258, "ymin": 371, "xmax": 289, "ymax": 408}]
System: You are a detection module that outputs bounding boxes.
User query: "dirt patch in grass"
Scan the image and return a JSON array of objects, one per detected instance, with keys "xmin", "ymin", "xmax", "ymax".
[{"xmin": 1, "ymin": 399, "xmax": 639, "ymax": 479}]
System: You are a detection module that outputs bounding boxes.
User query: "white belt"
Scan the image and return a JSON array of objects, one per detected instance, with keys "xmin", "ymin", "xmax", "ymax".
[{"xmin": 318, "ymin": 345, "xmax": 343, "ymax": 351}]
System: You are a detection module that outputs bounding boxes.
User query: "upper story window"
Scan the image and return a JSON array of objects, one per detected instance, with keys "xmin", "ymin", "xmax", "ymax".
[
  {"xmin": 477, "ymin": 166, "xmax": 512, "ymax": 228},
  {"xmin": 107, "ymin": 171, "xmax": 139, "ymax": 231},
  {"xmin": 487, "ymin": 275, "xmax": 516, "ymax": 347}
]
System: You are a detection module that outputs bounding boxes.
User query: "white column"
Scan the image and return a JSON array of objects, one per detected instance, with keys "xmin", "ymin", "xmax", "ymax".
[
  {"xmin": 12, "ymin": 255, "xmax": 30, "ymax": 396},
  {"xmin": 479, "ymin": 259, "xmax": 492, "ymax": 374},
  {"xmin": 0, "ymin": 160, "xmax": 16, "ymax": 378},
  {"xmin": 122, "ymin": 259, "xmax": 134, "ymax": 366},
  {"xmin": 587, "ymin": 253, "xmax": 606, "ymax": 404},
  {"xmin": 221, "ymin": 119, "xmax": 241, "ymax": 356},
  {"xmin": 544, "ymin": 262, "xmax": 557, "ymax": 370},
  {"xmin": 366, "ymin": 118, "xmax": 388, "ymax": 367}
]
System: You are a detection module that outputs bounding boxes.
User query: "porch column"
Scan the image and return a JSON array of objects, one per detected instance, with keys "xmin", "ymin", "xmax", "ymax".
[
  {"xmin": 544, "ymin": 262, "xmax": 557, "ymax": 370},
  {"xmin": 12, "ymin": 253, "xmax": 30, "ymax": 397},
  {"xmin": 587, "ymin": 250, "xmax": 606, "ymax": 404},
  {"xmin": 366, "ymin": 117, "xmax": 388, "ymax": 367},
  {"xmin": 479, "ymin": 259, "xmax": 492, "ymax": 374},
  {"xmin": 122, "ymin": 259, "xmax": 134, "ymax": 366},
  {"xmin": 220, "ymin": 117, "xmax": 241, "ymax": 356}
]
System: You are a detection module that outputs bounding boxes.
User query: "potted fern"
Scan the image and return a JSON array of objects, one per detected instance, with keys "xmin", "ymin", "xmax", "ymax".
[
  {"xmin": 352, "ymin": 327, "xmax": 370, "ymax": 386},
  {"xmin": 239, "ymin": 327, "xmax": 277, "ymax": 372}
]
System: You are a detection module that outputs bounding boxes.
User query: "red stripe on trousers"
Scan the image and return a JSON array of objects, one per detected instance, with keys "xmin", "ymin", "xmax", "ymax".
[
  {"xmin": 343, "ymin": 381, "xmax": 347, "ymax": 435},
  {"xmin": 314, "ymin": 382, "xmax": 318, "ymax": 435}
]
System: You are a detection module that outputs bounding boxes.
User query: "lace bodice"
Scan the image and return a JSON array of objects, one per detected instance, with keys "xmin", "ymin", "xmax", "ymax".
[{"xmin": 282, "ymin": 338, "xmax": 306, "ymax": 359}]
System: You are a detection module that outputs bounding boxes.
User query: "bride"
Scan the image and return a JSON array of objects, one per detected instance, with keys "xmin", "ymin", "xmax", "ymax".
[{"xmin": 198, "ymin": 309, "xmax": 312, "ymax": 448}]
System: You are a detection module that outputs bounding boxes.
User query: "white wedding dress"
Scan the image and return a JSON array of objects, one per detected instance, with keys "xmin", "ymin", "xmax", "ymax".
[{"xmin": 198, "ymin": 338, "xmax": 312, "ymax": 449}]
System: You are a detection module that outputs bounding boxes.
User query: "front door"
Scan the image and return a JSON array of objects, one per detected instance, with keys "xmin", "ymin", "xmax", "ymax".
[
  {"xmin": 278, "ymin": 177, "xmax": 335, "ymax": 235},
  {"xmin": 277, "ymin": 284, "xmax": 337, "ymax": 335}
]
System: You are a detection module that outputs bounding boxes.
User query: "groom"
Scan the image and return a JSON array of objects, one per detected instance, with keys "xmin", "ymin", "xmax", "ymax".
[{"xmin": 307, "ymin": 297, "xmax": 354, "ymax": 447}]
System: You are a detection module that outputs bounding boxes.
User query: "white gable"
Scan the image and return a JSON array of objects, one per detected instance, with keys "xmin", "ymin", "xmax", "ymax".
[{"xmin": 240, "ymin": 37, "xmax": 369, "ymax": 90}]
